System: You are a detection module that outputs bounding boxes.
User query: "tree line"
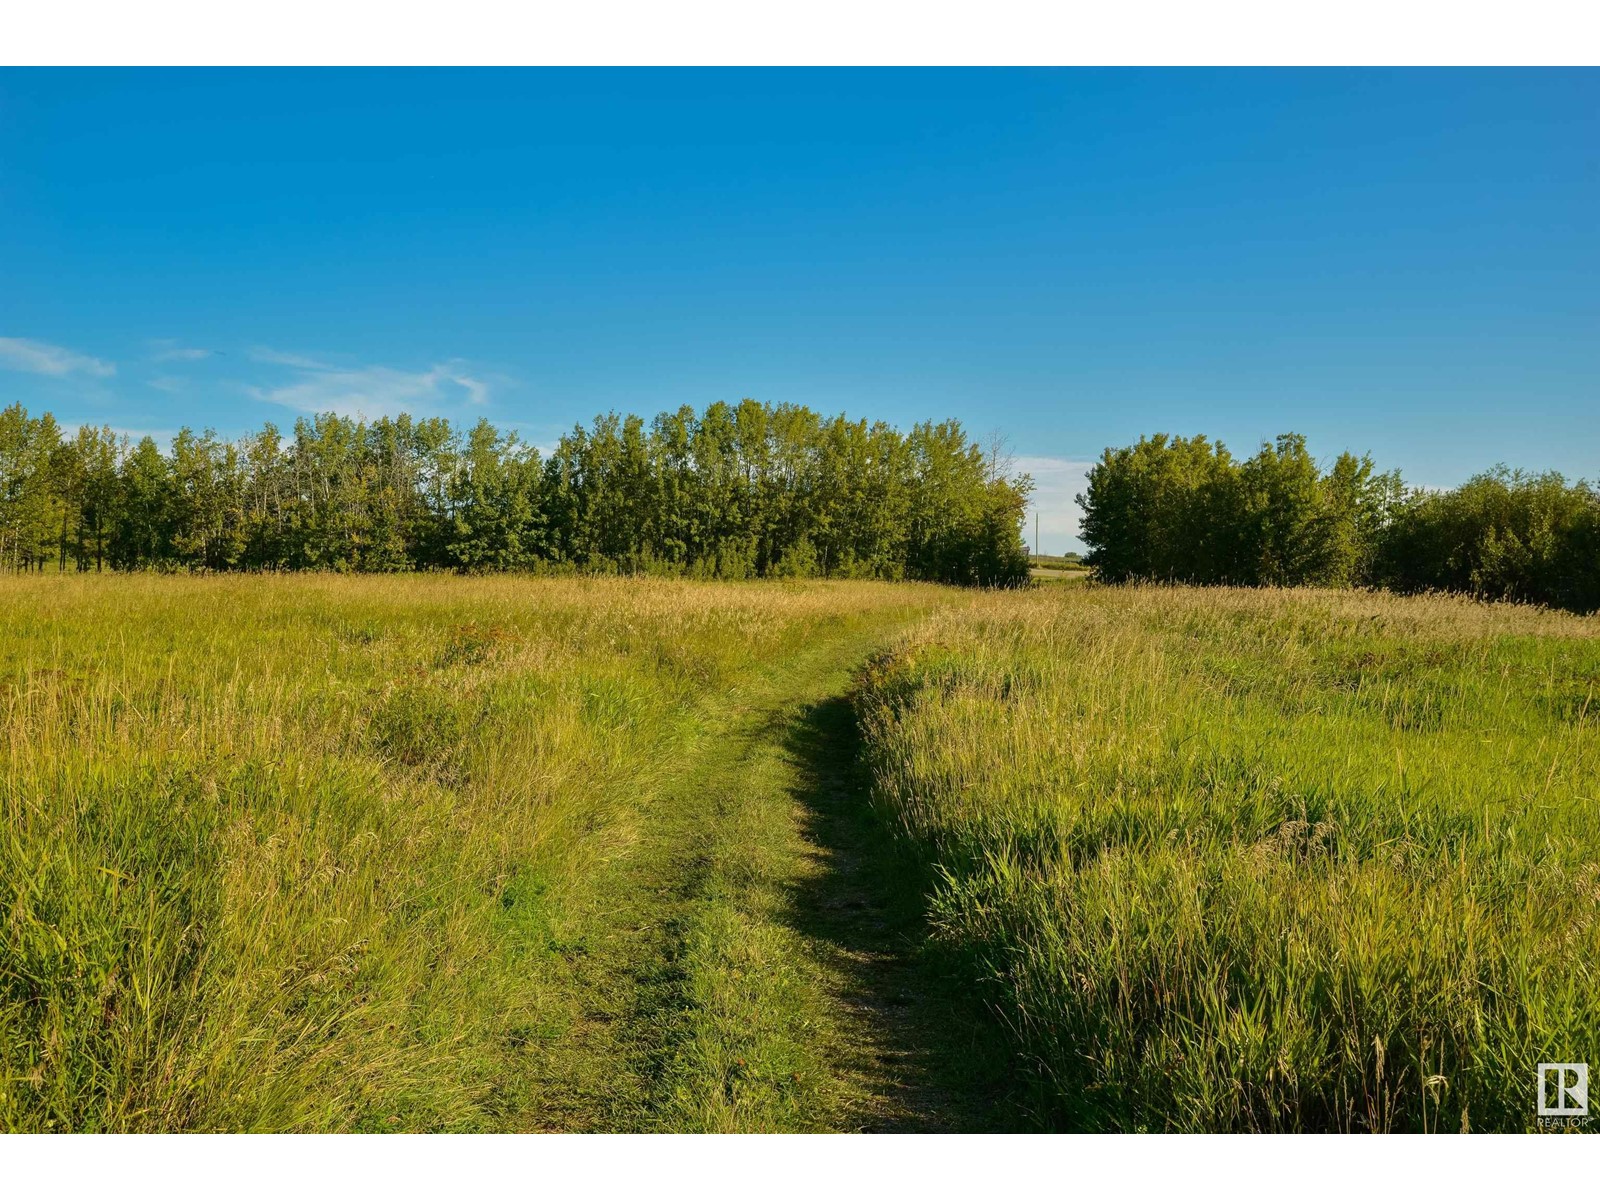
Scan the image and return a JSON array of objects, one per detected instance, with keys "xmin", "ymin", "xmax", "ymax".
[
  {"xmin": 1078, "ymin": 432, "xmax": 1600, "ymax": 613},
  {"xmin": 0, "ymin": 400, "xmax": 1033, "ymax": 586}
]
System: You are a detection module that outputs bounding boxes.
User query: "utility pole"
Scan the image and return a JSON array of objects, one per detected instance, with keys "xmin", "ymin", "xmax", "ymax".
[{"xmin": 1034, "ymin": 511, "xmax": 1040, "ymax": 556}]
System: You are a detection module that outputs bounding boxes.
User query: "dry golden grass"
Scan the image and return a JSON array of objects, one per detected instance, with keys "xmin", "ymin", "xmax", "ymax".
[
  {"xmin": 856, "ymin": 583, "xmax": 1600, "ymax": 1131},
  {"xmin": 0, "ymin": 573, "xmax": 945, "ymax": 1131},
  {"xmin": 12, "ymin": 573, "xmax": 1596, "ymax": 1132}
]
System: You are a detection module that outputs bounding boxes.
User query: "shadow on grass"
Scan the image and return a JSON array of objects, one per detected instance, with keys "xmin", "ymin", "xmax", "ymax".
[{"xmin": 778, "ymin": 694, "xmax": 1038, "ymax": 1133}]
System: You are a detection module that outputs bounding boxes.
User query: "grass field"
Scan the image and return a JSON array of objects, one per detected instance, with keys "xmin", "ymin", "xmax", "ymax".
[
  {"xmin": 855, "ymin": 585, "xmax": 1600, "ymax": 1131},
  {"xmin": 4, "ymin": 574, "xmax": 1595, "ymax": 1132},
  {"xmin": 0, "ymin": 574, "xmax": 981, "ymax": 1131},
  {"xmin": 1027, "ymin": 554, "xmax": 1089, "ymax": 583}
]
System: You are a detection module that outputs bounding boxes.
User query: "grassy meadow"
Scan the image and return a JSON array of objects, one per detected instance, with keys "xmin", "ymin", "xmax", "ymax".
[
  {"xmin": 0, "ymin": 573, "xmax": 944, "ymax": 1131},
  {"xmin": 855, "ymin": 585, "xmax": 1600, "ymax": 1131},
  {"xmin": 5, "ymin": 571, "xmax": 1596, "ymax": 1133}
]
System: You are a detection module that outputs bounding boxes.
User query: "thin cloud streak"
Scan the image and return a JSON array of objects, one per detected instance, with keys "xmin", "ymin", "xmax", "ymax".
[
  {"xmin": 244, "ymin": 354, "xmax": 493, "ymax": 420},
  {"xmin": 0, "ymin": 336, "xmax": 116, "ymax": 378},
  {"xmin": 151, "ymin": 345, "xmax": 213, "ymax": 363},
  {"xmin": 248, "ymin": 347, "xmax": 334, "ymax": 370}
]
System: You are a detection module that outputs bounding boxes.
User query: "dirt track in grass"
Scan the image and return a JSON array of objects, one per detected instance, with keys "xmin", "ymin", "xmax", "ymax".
[{"xmin": 504, "ymin": 619, "xmax": 1022, "ymax": 1133}]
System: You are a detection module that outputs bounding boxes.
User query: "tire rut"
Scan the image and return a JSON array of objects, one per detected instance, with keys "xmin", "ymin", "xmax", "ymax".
[{"xmin": 505, "ymin": 623, "xmax": 1022, "ymax": 1132}]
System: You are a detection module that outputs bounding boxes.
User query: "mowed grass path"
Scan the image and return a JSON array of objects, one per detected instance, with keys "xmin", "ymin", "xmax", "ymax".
[
  {"xmin": 500, "ymin": 622, "xmax": 1015, "ymax": 1132},
  {"xmin": 0, "ymin": 574, "xmax": 1014, "ymax": 1132}
]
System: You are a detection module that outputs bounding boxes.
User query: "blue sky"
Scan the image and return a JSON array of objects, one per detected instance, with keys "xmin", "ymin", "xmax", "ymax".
[{"xmin": 1, "ymin": 69, "xmax": 1594, "ymax": 551}]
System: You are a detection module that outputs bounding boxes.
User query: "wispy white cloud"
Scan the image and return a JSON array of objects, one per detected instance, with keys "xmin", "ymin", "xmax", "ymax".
[
  {"xmin": 1015, "ymin": 455, "xmax": 1095, "ymax": 554},
  {"xmin": 147, "ymin": 375, "xmax": 187, "ymax": 394},
  {"xmin": 0, "ymin": 336, "xmax": 115, "ymax": 378},
  {"xmin": 248, "ymin": 347, "xmax": 333, "ymax": 370},
  {"xmin": 245, "ymin": 353, "xmax": 492, "ymax": 420},
  {"xmin": 148, "ymin": 340, "xmax": 213, "ymax": 363}
]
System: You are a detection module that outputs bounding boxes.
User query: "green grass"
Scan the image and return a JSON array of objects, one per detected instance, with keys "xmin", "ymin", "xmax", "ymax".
[
  {"xmin": 484, "ymin": 617, "xmax": 1017, "ymax": 1133},
  {"xmin": 0, "ymin": 573, "xmax": 961, "ymax": 1131},
  {"xmin": 854, "ymin": 584, "xmax": 1600, "ymax": 1132},
  {"xmin": 12, "ymin": 571, "xmax": 1591, "ymax": 1134}
]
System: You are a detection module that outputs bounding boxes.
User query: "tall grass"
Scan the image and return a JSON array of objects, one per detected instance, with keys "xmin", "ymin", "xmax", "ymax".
[
  {"xmin": 0, "ymin": 573, "xmax": 937, "ymax": 1131},
  {"xmin": 855, "ymin": 585, "xmax": 1600, "ymax": 1131}
]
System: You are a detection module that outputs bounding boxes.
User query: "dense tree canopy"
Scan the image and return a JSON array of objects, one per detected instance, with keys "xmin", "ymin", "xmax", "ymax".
[
  {"xmin": 0, "ymin": 401, "xmax": 1033, "ymax": 586},
  {"xmin": 1375, "ymin": 468, "xmax": 1600, "ymax": 614},
  {"xmin": 1079, "ymin": 432, "xmax": 1599, "ymax": 612},
  {"xmin": 1078, "ymin": 433, "xmax": 1399, "ymax": 588}
]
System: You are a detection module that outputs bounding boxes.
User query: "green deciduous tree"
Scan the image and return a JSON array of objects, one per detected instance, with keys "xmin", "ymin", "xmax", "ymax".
[
  {"xmin": 0, "ymin": 400, "xmax": 1032, "ymax": 587},
  {"xmin": 1375, "ymin": 469, "xmax": 1600, "ymax": 612}
]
